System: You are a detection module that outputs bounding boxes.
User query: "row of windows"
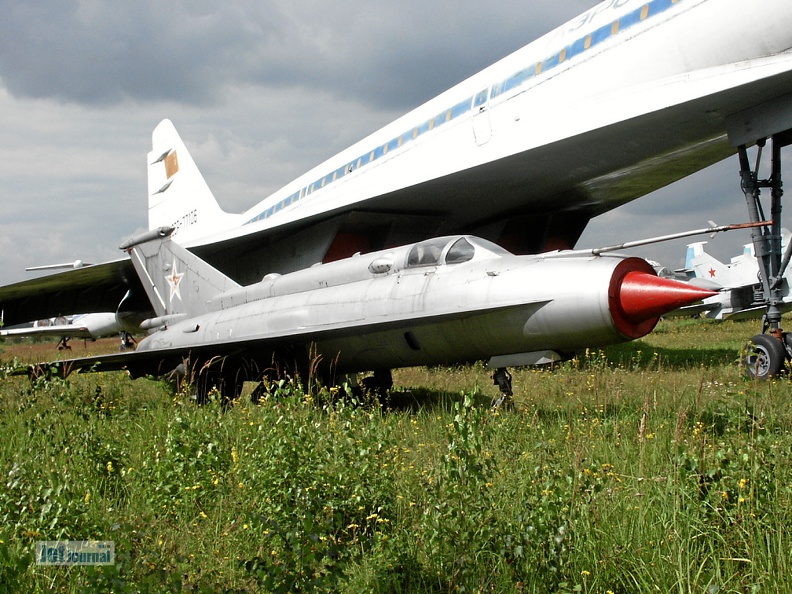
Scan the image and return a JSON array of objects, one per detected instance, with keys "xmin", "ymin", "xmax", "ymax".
[
  {"xmin": 493, "ymin": 0, "xmax": 678, "ymax": 97},
  {"xmin": 246, "ymin": 0, "xmax": 682, "ymax": 226}
]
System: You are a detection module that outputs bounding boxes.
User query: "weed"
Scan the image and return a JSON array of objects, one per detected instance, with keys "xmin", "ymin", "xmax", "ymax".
[{"xmin": 0, "ymin": 319, "xmax": 791, "ymax": 591}]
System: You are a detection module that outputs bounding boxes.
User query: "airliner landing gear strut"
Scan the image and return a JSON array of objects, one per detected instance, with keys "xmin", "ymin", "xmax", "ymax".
[{"xmin": 739, "ymin": 132, "xmax": 792, "ymax": 378}]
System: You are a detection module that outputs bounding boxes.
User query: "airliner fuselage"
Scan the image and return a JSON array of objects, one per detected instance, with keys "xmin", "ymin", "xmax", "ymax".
[{"xmin": 146, "ymin": 0, "xmax": 792, "ymax": 283}]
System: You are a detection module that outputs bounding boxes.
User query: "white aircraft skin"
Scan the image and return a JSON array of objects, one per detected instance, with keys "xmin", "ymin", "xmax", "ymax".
[
  {"xmin": 686, "ymin": 241, "xmax": 763, "ymax": 290},
  {"xmin": 21, "ymin": 227, "xmax": 715, "ymax": 401},
  {"xmin": 682, "ymin": 231, "xmax": 792, "ymax": 319},
  {"xmin": 147, "ymin": 0, "xmax": 792, "ymax": 278},
  {"xmin": 0, "ymin": 312, "xmax": 134, "ymax": 344}
]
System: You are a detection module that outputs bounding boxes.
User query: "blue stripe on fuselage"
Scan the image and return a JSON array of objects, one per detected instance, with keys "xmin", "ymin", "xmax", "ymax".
[{"xmin": 245, "ymin": 0, "xmax": 683, "ymax": 225}]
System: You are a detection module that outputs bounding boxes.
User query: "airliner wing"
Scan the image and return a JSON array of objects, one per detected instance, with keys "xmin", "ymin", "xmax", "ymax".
[{"xmin": 0, "ymin": 258, "xmax": 150, "ymax": 328}]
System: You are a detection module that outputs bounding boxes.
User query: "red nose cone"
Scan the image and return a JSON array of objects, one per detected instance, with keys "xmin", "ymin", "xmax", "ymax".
[{"xmin": 619, "ymin": 271, "xmax": 718, "ymax": 323}]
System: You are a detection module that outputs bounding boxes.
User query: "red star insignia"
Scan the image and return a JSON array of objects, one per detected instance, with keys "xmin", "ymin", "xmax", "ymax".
[{"xmin": 166, "ymin": 260, "xmax": 185, "ymax": 303}]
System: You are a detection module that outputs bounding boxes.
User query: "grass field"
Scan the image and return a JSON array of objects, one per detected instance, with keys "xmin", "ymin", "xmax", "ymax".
[{"xmin": 1, "ymin": 318, "xmax": 792, "ymax": 593}]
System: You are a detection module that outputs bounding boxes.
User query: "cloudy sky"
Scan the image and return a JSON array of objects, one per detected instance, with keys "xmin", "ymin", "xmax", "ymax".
[{"xmin": 0, "ymin": 0, "xmax": 781, "ymax": 286}]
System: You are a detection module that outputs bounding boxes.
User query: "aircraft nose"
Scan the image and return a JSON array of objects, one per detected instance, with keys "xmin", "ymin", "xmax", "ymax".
[{"xmin": 618, "ymin": 271, "xmax": 718, "ymax": 324}]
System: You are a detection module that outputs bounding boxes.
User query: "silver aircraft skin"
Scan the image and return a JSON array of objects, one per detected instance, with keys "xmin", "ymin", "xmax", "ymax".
[
  {"xmin": 21, "ymin": 228, "xmax": 715, "ymax": 399},
  {"xmin": 0, "ymin": 312, "xmax": 138, "ymax": 350}
]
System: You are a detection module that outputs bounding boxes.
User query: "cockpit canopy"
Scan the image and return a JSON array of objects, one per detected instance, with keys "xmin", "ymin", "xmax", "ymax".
[{"xmin": 405, "ymin": 236, "xmax": 510, "ymax": 268}]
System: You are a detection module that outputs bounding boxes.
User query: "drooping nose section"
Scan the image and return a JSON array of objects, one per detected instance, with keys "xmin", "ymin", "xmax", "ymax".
[{"xmin": 608, "ymin": 258, "xmax": 718, "ymax": 339}]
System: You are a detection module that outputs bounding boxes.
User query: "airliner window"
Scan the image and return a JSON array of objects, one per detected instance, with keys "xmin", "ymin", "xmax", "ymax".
[
  {"xmin": 407, "ymin": 238, "xmax": 448, "ymax": 267},
  {"xmin": 445, "ymin": 238, "xmax": 475, "ymax": 264}
]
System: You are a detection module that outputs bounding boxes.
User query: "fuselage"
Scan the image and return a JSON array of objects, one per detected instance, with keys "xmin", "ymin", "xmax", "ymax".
[{"xmin": 136, "ymin": 236, "xmax": 711, "ymax": 373}]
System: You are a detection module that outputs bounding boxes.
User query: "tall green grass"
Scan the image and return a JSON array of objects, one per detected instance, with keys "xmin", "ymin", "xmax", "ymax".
[{"xmin": 1, "ymin": 318, "xmax": 791, "ymax": 592}]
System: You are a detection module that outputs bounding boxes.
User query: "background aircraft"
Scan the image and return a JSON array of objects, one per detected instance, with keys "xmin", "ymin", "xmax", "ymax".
[
  {"xmin": 1, "ymin": 312, "xmax": 138, "ymax": 350},
  {"xmin": 677, "ymin": 231, "xmax": 792, "ymax": 320},
  {"xmin": 1, "ymin": 1, "xmax": 605, "ymax": 285},
  {"xmin": 146, "ymin": 0, "xmax": 792, "ymax": 286}
]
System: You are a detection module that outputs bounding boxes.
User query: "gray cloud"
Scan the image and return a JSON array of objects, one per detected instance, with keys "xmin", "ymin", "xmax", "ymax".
[
  {"xmin": 0, "ymin": 1, "xmax": 592, "ymax": 109},
  {"xmin": 0, "ymin": 1, "xmax": 254, "ymax": 104}
]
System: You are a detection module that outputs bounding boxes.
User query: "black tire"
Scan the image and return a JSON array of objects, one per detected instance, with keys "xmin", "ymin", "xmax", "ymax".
[{"xmin": 743, "ymin": 334, "xmax": 786, "ymax": 380}]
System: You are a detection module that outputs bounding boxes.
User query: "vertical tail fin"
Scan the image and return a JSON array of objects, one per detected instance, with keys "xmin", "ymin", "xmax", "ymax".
[
  {"xmin": 122, "ymin": 227, "xmax": 241, "ymax": 319},
  {"xmin": 684, "ymin": 242, "xmax": 706, "ymax": 272},
  {"xmin": 686, "ymin": 241, "xmax": 730, "ymax": 287},
  {"xmin": 147, "ymin": 119, "xmax": 243, "ymax": 244}
]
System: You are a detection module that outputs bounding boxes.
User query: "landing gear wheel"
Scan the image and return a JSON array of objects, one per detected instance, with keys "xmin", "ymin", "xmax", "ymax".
[
  {"xmin": 362, "ymin": 369, "xmax": 394, "ymax": 405},
  {"xmin": 491, "ymin": 367, "xmax": 514, "ymax": 408},
  {"xmin": 743, "ymin": 334, "xmax": 786, "ymax": 380}
]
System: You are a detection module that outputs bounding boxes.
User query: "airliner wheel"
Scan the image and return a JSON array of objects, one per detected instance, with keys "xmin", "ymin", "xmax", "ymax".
[{"xmin": 743, "ymin": 334, "xmax": 786, "ymax": 380}]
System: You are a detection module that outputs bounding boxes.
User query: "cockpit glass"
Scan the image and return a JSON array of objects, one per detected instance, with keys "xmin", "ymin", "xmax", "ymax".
[
  {"xmin": 445, "ymin": 238, "xmax": 475, "ymax": 264},
  {"xmin": 468, "ymin": 237, "xmax": 511, "ymax": 256},
  {"xmin": 407, "ymin": 237, "xmax": 448, "ymax": 267}
]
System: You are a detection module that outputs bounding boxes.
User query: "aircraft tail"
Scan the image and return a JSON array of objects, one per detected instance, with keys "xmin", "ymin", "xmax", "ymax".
[
  {"xmin": 122, "ymin": 227, "xmax": 241, "ymax": 319},
  {"xmin": 147, "ymin": 119, "xmax": 243, "ymax": 244},
  {"xmin": 685, "ymin": 241, "xmax": 729, "ymax": 287}
]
